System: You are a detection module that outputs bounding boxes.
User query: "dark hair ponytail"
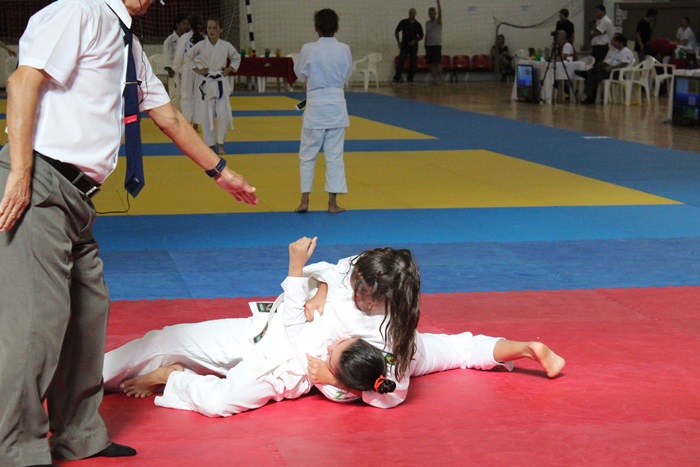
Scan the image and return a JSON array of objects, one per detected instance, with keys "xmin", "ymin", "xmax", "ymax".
[
  {"xmin": 351, "ymin": 248, "xmax": 421, "ymax": 381},
  {"xmin": 336, "ymin": 339, "xmax": 396, "ymax": 394},
  {"xmin": 188, "ymin": 13, "xmax": 204, "ymax": 45}
]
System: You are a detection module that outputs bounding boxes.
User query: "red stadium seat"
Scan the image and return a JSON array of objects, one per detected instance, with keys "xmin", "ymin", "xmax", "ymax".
[
  {"xmin": 440, "ymin": 55, "xmax": 452, "ymax": 71},
  {"xmin": 471, "ymin": 54, "xmax": 491, "ymax": 71},
  {"xmin": 416, "ymin": 55, "xmax": 429, "ymax": 71},
  {"xmin": 450, "ymin": 55, "xmax": 470, "ymax": 82},
  {"xmin": 452, "ymin": 55, "xmax": 470, "ymax": 70}
]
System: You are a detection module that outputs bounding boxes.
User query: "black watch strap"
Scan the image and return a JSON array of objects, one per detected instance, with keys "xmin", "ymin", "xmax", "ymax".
[{"xmin": 205, "ymin": 157, "xmax": 227, "ymax": 178}]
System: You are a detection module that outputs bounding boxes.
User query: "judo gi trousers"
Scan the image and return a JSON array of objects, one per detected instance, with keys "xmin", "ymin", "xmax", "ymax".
[
  {"xmin": 180, "ymin": 65, "xmax": 198, "ymax": 123},
  {"xmin": 103, "ymin": 317, "xmax": 309, "ymax": 418},
  {"xmin": 168, "ymin": 74, "xmax": 181, "ymax": 111},
  {"xmin": 0, "ymin": 145, "xmax": 110, "ymax": 466},
  {"xmin": 299, "ymin": 127, "xmax": 348, "ymax": 194},
  {"xmin": 412, "ymin": 332, "xmax": 512, "ymax": 377}
]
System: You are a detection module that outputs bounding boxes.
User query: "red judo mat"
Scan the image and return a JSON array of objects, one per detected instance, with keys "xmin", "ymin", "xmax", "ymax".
[{"xmin": 59, "ymin": 287, "xmax": 700, "ymax": 466}]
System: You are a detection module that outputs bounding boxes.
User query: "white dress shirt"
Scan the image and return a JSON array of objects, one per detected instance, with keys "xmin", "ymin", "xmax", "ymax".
[{"xmin": 18, "ymin": 0, "xmax": 169, "ymax": 182}]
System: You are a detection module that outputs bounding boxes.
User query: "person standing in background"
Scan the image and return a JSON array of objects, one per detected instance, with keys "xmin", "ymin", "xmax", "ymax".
[
  {"xmin": 187, "ymin": 18, "xmax": 241, "ymax": 156},
  {"xmin": 590, "ymin": 4, "xmax": 613, "ymax": 65},
  {"xmin": 393, "ymin": 8, "xmax": 424, "ymax": 85},
  {"xmin": 424, "ymin": 0, "xmax": 443, "ymax": 85},
  {"xmin": 675, "ymin": 17, "xmax": 698, "ymax": 54},
  {"xmin": 163, "ymin": 15, "xmax": 190, "ymax": 111},
  {"xmin": 635, "ymin": 8, "xmax": 657, "ymax": 61},
  {"xmin": 173, "ymin": 13, "xmax": 205, "ymax": 130},
  {"xmin": 293, "ymin": 8, "xmax": 352, "ymax": 214},
  {"xmin": 556, "ymin": 8, "xmax": 574, "ymax": 44}
]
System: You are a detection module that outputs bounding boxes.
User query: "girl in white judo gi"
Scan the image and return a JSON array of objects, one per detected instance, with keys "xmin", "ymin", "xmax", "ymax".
[
  {"xmin": 301, "ymin": 247, "xmax": 565, "ymax": 408},
  {"xmin": 103, "ymin": 237, "xmax": 381, "ymax": 417},
  {"xmin": 173, "ymin": 14, "xmax": 204, "ymax": 128},
  {"xmin": 187, "ymin": 18, "xmax": 240, "ymax": 156},
  {"xmin": 294, "ymin": 9, "xmax": 353, "ymax": 214}
]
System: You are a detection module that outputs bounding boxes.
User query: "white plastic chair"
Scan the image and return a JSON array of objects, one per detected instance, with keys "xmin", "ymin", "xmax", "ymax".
[
  {"xmin": 352, "ymin": 52, "xmax": 382, "ymax": 90},
  {"xmin": 581, "ymin": 56, "xmax": 596, "ymax": 70},
  {"xmin": 651, "ymin": 57, "xmax": 676, "ymax": 97},
  {"xmin": 608, "ymin": 56, "xmax": 653, "ymax": 105},
  {"xmin": 598, "ymin": 58, "xmax": 636, "ymax": 104}
]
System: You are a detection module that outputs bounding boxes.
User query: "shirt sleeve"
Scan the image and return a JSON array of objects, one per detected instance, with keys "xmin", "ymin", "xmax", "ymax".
[
  {"xmin": 281, "ymin": 276, "xmax": 310, "ymax": 338},
  {"xmin": 133, "ymin": 37, "xmax": 170, "ymax": 111},
  {"xmin": 294, "ymin": 43, "xmax": 311, "ymax": 83},
  {"xmin": 228, "ymin": 44, "xmax": 241, "ymax": 72},
  {"xmin": 302, "ymin": 256, "xmax": 355, "ymax": 294},
  {"xmin": 19, "ymin": 1, "xmax": 86, "ymax": 86}
]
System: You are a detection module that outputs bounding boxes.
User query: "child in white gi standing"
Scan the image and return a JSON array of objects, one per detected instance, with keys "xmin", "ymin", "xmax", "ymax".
[
  {"xmin": 163, "ymin": 15, "xmax": 190, "ymax": 111},
  {"xmin": 187, "ymin": 18, "xmax": 241, "ymax": 156},
  {"xmin": 294, "ymin": 9, "xmax": 352, "ymax": 214},
  {"xmin": 173, "ymin": 14, "xmax": 204, "ymax": 130}
]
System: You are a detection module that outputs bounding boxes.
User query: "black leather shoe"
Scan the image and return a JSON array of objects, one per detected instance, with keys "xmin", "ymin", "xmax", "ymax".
[{"xmin": 89, "ymin": 443, "xmax": 137, "ymax": 458}]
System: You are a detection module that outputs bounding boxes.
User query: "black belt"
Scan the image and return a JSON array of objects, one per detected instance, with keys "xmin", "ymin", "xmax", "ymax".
[{"xmin": 34, "ymin": 152, "xmax": 101, "ymax": 198}]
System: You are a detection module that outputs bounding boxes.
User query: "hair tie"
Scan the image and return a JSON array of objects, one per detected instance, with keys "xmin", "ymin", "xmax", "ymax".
[{"xmin": 373, "ymin": 375, "xmax": 386, "ymax": 392}]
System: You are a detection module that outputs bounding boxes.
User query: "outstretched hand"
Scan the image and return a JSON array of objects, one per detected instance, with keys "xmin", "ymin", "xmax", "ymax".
[
  {"xmin": 288, "ymin": 236, "xmax": 317, "ymax": 277},
  {"xmin": 214, "ymin": 167, "xmax": 258, "ymax": 205}
]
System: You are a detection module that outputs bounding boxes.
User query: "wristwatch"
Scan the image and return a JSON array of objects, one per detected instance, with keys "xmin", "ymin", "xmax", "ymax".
[{"xmin": 205, "ymin": 157, "xmax": 227, "ymax": 178}]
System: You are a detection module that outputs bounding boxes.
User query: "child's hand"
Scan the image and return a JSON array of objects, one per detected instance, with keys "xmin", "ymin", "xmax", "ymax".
[
  {"xmin": 306, "ymin": 354, "xmax": 340, "ymax": 386},
  {"xmin": 304, "ymin": 282, "xmax": 327, "ymax": 321},
  {"xmin": 288, "ymin": 236, "xmax": 317, "ymax": 277}
]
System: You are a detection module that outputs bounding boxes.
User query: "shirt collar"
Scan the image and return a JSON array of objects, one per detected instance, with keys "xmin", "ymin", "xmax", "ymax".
[{"xmin": 104, "ymin": 0, "xmax": 133, "ymax": 29}]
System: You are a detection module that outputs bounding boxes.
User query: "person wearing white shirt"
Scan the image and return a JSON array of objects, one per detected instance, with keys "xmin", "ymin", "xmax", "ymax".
[
  {"xmin": 579, "ymin": 33, "xmax": 634, "ymax": 104},
  {"xmin": 293, "ymin": 8, "xmax": 352, "ymax": 214},
  {"xmin": 675, "ymin": 17, "xmax": 698, "ymax": 54},
  {"xmin": 0, "ymin": 0, "xmax": 257, "ymax": 464},
  {"xmin": 163, "ymin": 15, "xmax": 190, "ymax": 110},
  {"xmin": 590, "ymin": 4, "xmax": 613, "ymax": 65},
  {"xmin": 556, "ymin": 30, "xmax": 576, "ymax": 61}
]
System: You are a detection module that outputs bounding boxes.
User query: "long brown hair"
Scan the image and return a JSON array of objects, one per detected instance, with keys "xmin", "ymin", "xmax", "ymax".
[{"xmin": 350, "ymin": 248, "xmax": 421, "ymax": 381}]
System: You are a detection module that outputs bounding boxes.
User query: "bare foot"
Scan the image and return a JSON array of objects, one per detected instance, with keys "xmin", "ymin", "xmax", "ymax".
[
  {"xmin": 528, "ymin": 342, "xmax": 565, "ymax": 378},
  {"xmin": 328, "ymin": 205, "xmax": 345, "ymax": 214},
  {"xmin": 120, "ymin": 364, "xmax": 184, "ymax": 398},
  {"xmin": 294, "ymin": 203, "xmax": 308, "ymax": 213}
]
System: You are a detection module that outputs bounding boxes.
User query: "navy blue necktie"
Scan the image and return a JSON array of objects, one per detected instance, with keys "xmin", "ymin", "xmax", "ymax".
[{"xmin": 118, "ymin": 21, "xmax": 145, "ymax": 197}]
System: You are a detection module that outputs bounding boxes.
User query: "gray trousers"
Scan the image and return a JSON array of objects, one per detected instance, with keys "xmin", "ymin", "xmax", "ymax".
[{"xmin": 0, "ymin": 145, "xmax": 111, "ymax": 466}]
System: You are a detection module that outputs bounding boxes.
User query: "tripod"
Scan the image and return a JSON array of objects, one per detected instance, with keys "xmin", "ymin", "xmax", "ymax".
[{"xmin": 538, "ymin": 44, "xmax": 578, "ymax": 104}]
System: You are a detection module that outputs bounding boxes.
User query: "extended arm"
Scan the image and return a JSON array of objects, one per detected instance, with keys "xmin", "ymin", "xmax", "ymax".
[{"xmin": 146, "ymin": 103, "xmax": 257, "ymax": 205}]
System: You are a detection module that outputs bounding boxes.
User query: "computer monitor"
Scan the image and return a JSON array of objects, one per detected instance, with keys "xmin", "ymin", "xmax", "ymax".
[
  {"xmin": 672, "ymin": 75, "xmax": 700, "ymax": 126},
  {"xmin": 516, "ymin": 64, "xmax": 540, "ymax": 102}
]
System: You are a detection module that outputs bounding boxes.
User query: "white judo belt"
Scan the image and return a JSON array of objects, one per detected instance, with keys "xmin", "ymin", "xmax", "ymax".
[{"xmin": 251, "ymin": 293, "xmax": 284, "ymax": 344}]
